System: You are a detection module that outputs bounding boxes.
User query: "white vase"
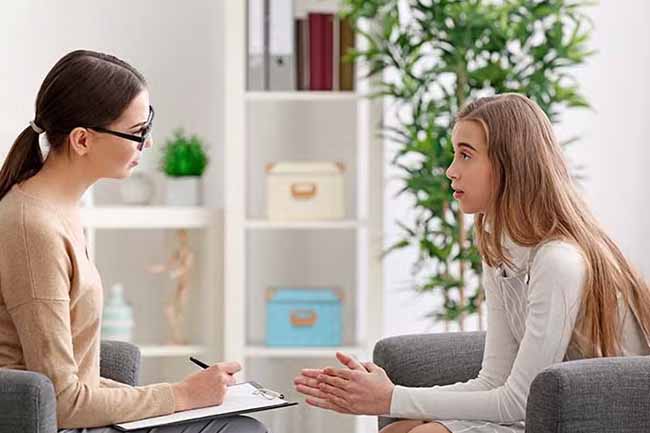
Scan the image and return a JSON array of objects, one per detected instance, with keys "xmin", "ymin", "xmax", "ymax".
[
  {"xmin": 165, "ymin": 176, "xmax": 202, "ymax": 206},
  {"xmin": 121, "ymin": 172, "xmax": 154, "ymax": 205},
  {"xmin": 101, "ymin": 283, "xmax": 134, "ymax": 342}
]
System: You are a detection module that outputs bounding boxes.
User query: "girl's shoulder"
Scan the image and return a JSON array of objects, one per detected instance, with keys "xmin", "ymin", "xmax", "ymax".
[
  {"xmin": 534, "ymin": 239, "xmax": 585, "ymax": 266},
  {"xmin": 482, "ymin": 238, "xmax": 587, "ymax": 283},
  {"xmin": 531, "ymin": 239, "xmax": 588, "ymax": 284}
]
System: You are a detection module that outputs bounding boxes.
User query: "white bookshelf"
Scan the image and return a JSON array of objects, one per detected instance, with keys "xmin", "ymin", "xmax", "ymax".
[
  {"xmin": 246, "ymin": 91, "xmax": 360, "ymax": 101},
  {"xmin": 81, "ymin": 206, "xmax": 213, "ymax": 229},
  {"xmin": 224, "ymin": 3, "xmax": 383, "ymax": 433},
  {"xmin": 81, "ymin": 204, "xmax": 222, "ymax": 379},
  {"xmin": 245, "ymin": 219, "xmax": 364, "ymax": 230},
  {"xmin": 244, "ymin": 345, "xmax": 367, "ymax": 359},
  {"xmin": 139, "ymin": 345, "xmax": 207, "ymax": 358}
]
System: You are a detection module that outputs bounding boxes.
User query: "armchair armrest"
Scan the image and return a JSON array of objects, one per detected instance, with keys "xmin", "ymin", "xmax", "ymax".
[
  {"xmin": 0, "ymin": 369, "xmax": 57, "ymax": 433},
  {"xmin": 100, "ymin": 340, "xmax": 142, "ymax": 386},
  {"xmin": 0, "ymin": 341, "xmax": 140, "ymax": 433},
  {"xmin": 374, "ymin": 331, "xmax": 486, "ymax": 430},
  {"xmin": 526, "ymin": 356, "xmax": 650, "ymax": 433}
]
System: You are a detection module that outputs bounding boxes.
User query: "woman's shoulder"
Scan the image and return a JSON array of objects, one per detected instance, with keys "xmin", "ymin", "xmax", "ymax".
[{"xmin": 0, "ymin": 186, "xmax": 67, "ymax": 242}]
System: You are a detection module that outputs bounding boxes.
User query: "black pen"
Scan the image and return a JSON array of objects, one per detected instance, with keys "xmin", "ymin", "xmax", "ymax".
[
  {"xmin": 190, "ymin": 356, "xmax": 242, "ymax": 389},
  {"xmin": 189, "ymin": 356, "xmax": 210, "ymax": 369}
]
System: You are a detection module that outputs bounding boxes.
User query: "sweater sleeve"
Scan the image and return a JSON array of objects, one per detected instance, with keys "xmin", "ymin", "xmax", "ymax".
[
  {"xmin": 427, "ymin": 264, "xmax": 519, "ymax": 393},
  {"xmin": 389, "ymin": 242, "xmax": 585, "ymax": 422},
  {"xmin": 2, "ymin": 210, "xmax": 175, "ymax": 429},
  {"xmin": 100, "ymin": 377, "xmax": 132, "ymax": 389}
]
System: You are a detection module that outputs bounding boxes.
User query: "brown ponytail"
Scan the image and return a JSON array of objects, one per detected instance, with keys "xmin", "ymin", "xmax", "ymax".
[
  {"xmin": 0, "ymin": 126, "xmax": 44, "ymax": 200},
  {"xmin": 0, "ymin": 49, "xmax": 146, "ymax": 201}
]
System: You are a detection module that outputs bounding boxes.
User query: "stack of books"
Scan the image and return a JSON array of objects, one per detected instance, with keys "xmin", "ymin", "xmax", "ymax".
[{"xmin": 247, "ymin": 0, "xmax": 355, "ymax": 92}]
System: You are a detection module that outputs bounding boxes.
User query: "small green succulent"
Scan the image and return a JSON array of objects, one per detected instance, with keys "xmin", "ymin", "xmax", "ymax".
[{"xmin": 160, "ymin": 128, "xmax": 208, "ymax": 177}]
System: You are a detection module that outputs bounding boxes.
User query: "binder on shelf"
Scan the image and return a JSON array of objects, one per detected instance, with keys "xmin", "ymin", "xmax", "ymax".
[
  {"xmin": 269, "ymin": 0, "xmax": 296, "ymax": 90},
  {"xmin": 295, "ymin": 17, "xmax": 310, "ymax": 90},
  {"xmin": 114, "ymin": 382, "xmax": 296, "ymax": 431},
  {"xmin": 331, "ymin": 16, "xmax": 340, "ymax": 90},
  {"xmin": 247, "ymin": 0, "xmax": 268, "ymax": 90},
  {"xmin": 308, "ymin": 13, "xmax": 334, "ymax": 90},
  {"xmin": 249, "ymin": 1, "xmax": 355, "ymax": 93},
  {"xmin": 339, "ymin": 18, "xmax": 355, "ymax": 91}
]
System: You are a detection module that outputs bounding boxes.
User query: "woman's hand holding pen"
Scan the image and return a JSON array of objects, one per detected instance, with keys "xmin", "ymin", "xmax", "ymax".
[
  {"xmin": 172, "ymin": 361, "xmax": 241, "ymax": 412},
  {"xmin": 293, "ymin": 352, "xmax": 395, "ymax": 416}
]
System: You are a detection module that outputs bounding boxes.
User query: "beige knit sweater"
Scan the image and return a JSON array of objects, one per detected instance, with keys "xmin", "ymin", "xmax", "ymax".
[{"xmin": 0, "ymin": 184, "xmax": 175, "ymax": 429}]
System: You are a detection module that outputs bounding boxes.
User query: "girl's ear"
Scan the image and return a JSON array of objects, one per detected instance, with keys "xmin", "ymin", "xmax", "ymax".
[{"xmin": 68, "ymin": 127, "xmax": 91, "ymax": 156}]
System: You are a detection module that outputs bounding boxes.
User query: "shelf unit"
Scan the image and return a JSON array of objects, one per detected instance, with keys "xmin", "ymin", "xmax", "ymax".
[
  {"xmin": 244, "ymin": 345, "xmax": 366, "ymax": 359},
  {"xmin": 224, "ymin": 3, "xmax": 383, "ymax": 433},
  {"xmin": 139, "ymin": 345, "xmax": 207, "ymax": 358},
  {"xmin": 81, "ymin": 207, "xmax": 213, "ymax": 229},
  {"xmin": 245, "ymin": 91, "xmax": 359, "ymax": 101},
  {"xmin": 245, "ymin": 219, "xmax": 364, "ymax": 230},
  {"xmin": 81, "ymin": 205, "xmax": 221, "ymax": 367}
]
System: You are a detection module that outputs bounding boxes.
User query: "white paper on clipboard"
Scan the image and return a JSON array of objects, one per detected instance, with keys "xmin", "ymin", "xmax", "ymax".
[{"xmin": 114, "ymin": 382, "xmax": 297, "ymax": 431}]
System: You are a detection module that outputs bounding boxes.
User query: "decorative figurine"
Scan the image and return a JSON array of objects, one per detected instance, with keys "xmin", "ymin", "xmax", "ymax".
[{"xmin": 148, "ymin": 229, "xmax": 194, "ymax": 345}]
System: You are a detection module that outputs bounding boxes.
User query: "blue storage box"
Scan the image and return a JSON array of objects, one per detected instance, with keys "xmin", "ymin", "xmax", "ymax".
[{"xmin": 265, "ymin": 287, "xmax": 342, "ymax": 347}]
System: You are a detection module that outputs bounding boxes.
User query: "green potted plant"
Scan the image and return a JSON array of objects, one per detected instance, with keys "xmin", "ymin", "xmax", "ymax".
[
  {"xmin": 160, "ymin": 128, "xmax": 209, "ymax": 206},
  {"xmin": 341, "ymin": 0, "xmax": 594, "ymax": 330}
]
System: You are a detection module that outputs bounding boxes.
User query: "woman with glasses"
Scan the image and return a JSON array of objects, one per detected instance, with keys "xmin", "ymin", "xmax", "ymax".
[{"xmin": 0, "ymin": 50, "xmax": 266, "ymax": 433}]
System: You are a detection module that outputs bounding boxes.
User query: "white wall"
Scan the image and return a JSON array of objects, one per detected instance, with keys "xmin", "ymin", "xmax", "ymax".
[
  {"xmin": 382, "ymin": 0, "xmax": 650, "ymax": 337},
  {"xmin": 560, "ymin": 0, "xmax": 650, "ymax": 277},
  {"xmin": 3, "ymin": 1, "xmax": 649, "ymax": 344},
  {"xmin": 0, "ymin": 0, "xmax": 225, "ymax": 207},
  {"xmin": 0, "ymin": 1, "xmax": 226, "ymax": 383}
]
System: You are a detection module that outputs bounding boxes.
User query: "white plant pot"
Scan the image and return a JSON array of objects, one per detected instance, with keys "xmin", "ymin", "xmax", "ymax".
[
  {"xmin": 120, "ymin": 172, "xmax": 155, "ymax": 205},
  {"xmin": 165, "ymin": 176, "xmax": 202, "ymax": 206}
]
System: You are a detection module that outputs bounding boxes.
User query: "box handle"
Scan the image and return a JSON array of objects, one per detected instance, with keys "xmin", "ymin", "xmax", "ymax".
[
  {"xmin": 290, "ymin": 183, "xmax": 318, "ymax": 200},
  {"xmin": 290, "ymin": 309, "xmax": 318, "ymax": 327}
]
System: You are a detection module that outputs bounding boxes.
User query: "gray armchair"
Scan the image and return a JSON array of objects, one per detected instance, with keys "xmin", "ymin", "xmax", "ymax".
[
  {"xmin": 0, "ymin": 340, "xmax": 141, "ymax": 433},
  {"xmin": 375, "ymin": 332, "xmax": 650, "ymax": 433}
]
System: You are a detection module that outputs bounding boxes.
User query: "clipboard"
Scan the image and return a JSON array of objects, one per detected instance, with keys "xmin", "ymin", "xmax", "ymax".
[{"xmin": 113, "ymin": 382, "xmax": 297, "ymax": 431}]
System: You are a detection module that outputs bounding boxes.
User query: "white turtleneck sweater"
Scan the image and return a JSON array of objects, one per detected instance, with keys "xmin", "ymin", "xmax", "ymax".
[{"xmin": 389, "ymin": 238, "xmax": 650, "ymax": 423}]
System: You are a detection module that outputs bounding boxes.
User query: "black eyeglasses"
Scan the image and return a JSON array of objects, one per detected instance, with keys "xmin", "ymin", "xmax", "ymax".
[{"xmin": 88, "ymin": 105, "xmax": 155, "ymax": 151}]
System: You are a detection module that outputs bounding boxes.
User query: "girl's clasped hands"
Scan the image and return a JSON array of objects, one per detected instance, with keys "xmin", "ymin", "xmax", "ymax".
[{"xmin": 293, "ymin": 352, "xmax": 396, "ymax": 416}]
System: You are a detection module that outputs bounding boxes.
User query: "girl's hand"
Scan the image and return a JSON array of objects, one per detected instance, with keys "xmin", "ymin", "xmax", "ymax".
[
  {"xmin": 293, "ymin": 352, "xmax": 367, "ymax": 414},
  {"xmin": 316, "ymin": 356, "xmax": 395, "ymax": 416},
  {"xmin": 295, "ymin": 352, "xmax": 394, "ymax": 416},
  {"xmin": 294, "ymin": 368, "xmax": 353, "ymax": 414},
  {"xmin": 173, "ymin": 361, "xmax": 241, "ymax": 411}
]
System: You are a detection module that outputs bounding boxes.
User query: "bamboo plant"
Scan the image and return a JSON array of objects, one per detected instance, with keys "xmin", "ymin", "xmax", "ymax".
[{"xmin": 340, "ymin": 0, "xmax": 594, "ymax": 329}]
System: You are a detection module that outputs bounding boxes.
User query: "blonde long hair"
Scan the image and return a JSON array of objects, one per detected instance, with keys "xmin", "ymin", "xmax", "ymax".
[{"xmin": 458, "ymin": 93, "xmax": 650, "ymax": 358}]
